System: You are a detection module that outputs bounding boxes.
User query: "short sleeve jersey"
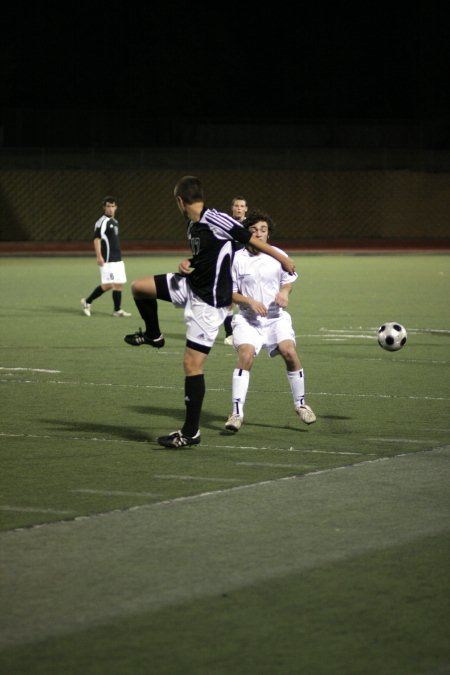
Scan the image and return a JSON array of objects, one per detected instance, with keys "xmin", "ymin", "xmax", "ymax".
[
  {"xmin": 186, "ymin": 207, "xmax": 252, "ymax": 307},
  {"xmin": 232, "ymin": 247, "xmax": 298, "ymax": 322},
  {"xmin": 94, "ymin": 215, "xmax": 122, "ymax": 263}
]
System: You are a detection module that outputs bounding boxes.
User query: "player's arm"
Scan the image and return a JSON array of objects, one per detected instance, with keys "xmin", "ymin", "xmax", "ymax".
[
  {"xmin": 275, "ymin": 283, "xmax": 292, "ymax": 308},
  {"xmin": 232, "ymin": 291, "xmax": 268, "ymax": 317},
  {"xmin": 178, "ymin": 258, "xmax": 193, "ymax": 274},
  {"xmin": 248, "ymin": 236, "xmax": 296, "ymax": 274},
  {"xmin": 94, "ymin": 237, "xmax": 104, "ymax": 266}
]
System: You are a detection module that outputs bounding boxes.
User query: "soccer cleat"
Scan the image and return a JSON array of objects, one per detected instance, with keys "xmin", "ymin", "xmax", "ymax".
[
  {"xmin": 224, "ymin": 335, "xmax": 234, "ymax": 346},
  {"xmin": 81, "ymin": 298, "xmax": 91, "ymax": 317},
  {"xmin": 124, "ymin": 328, "xmax": 165, "ymax": 348},
  {"xmin": 113, "ymin": 309, "xmax": 131, "ymax": 317},
  {"xmin": 295, "ymin": 404, "xmax": 317, "ymax": 425},
  {"xmin": 157, "ymin": 430, "xmax": 201, "ymax": 448},
  {"xmin": 269, "ymin": 346, "xmax": 280, "ymax": 358},
  {"xmin": 225, "ymin": 413, "xmax": 242, "ymax": 432}
]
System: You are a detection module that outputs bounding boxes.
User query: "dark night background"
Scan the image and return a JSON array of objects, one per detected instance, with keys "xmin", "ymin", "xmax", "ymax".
[{"xmin": 1, "ymin": 2, "xmax": 449, "ymax": 149}]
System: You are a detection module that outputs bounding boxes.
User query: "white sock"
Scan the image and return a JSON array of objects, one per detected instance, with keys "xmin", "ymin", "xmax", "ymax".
[
  {"xmin": 287, "ymin": 369, "xmax": 305, "ymax": 407},
  {"xmin": 231, "ymin": 368, "xmax": 250, "ymax": 417}
]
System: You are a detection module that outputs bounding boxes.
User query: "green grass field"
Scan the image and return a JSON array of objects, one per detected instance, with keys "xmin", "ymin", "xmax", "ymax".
[{"xmin": 1, "ymin": 253, "xmax": 449, "ymax": 675}]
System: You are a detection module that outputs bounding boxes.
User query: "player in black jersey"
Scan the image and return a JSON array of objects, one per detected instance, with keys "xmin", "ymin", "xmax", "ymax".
[
  {"xmin": 124, "ymin": 176, "xmax": 295, "ymax": 448},
  {"xmin": 223, "ymin": 195, "xmax": 249, "ymax": 344},
  {"xmin": 81, "ymin": 196, "xmax": 131, "ymax": 318}
]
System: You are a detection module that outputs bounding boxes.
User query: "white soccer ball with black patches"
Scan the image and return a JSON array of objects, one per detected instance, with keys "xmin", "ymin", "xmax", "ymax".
[{"xmin": 377, "ymin": 322, "xmax": 407, "ymax": 351}]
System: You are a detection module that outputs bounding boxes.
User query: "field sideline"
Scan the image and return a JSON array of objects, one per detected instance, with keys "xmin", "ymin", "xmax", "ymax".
[{"xmin": 0, "ymin": 254, "xmax": 449, "ymax": 674}]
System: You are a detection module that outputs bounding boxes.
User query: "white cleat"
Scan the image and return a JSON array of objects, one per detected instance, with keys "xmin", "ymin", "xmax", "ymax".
[
  {"xmin": 81, "ymin": 298, "xmax": 91, "ymax": 317},
  {"xmin": 113, "ymin": 309, "xmax": 132, "ymax": 317},
  {"xmin": 225, "ymin": 413, "xmax": 243, "ymax": 432},
  {"xmin": 224, "ymin": 335, "xmax": 234, "ymax": 346},
  {"xmin": 296, "ymin": 404, "xmax": 316, "ymax": 425}
]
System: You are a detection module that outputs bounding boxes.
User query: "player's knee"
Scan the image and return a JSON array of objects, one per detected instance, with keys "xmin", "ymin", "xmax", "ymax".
[
  {"xmin": 238, "ymin": 352, "xmax": 254, "ymax": 370},
  {"xmin": 280, "ymin": 344, "xmax": 299, "ymax": 367},
  {"xmin": 131, "ymin": 277, "xmax": 154, "ymax": 298}
]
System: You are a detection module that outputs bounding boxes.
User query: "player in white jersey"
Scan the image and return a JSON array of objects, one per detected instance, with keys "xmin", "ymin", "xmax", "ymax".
[
  {"xmin": 80, "ymin": 196, "xmax": 131, "ymax": 318},
  {"xmin": 225, "ymin": 210, "xmax": 316, "ymax": 432},
  {"xmin": 123, "ymin": 177, "xmax": 296, "ymax": 448}
]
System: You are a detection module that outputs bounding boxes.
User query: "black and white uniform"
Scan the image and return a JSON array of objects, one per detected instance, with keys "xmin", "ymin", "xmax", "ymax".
[
  {"xmin": 156, "ymin": 208, "xmax": 252, "ymax": 350},
  {"xmin": 94, "ymin": 214, "xmax": 127, "ymax": 284}
]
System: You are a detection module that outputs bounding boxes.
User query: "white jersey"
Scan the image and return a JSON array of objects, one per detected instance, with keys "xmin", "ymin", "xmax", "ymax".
[{"xmin": 232, "ymin": 246, "xmax": 298, "ymax": 324}]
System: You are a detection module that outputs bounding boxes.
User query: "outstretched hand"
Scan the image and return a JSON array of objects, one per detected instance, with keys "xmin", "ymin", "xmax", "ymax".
[
  {"xmin": 178, "ymin": 258, "xmax": 192, "ymax": 274},
  {"xmin": 282, "ymin": 256, "xmax": 296, "ymax": 275}
]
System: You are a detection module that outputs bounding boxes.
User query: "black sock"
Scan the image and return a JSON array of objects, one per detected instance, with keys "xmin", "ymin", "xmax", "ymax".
[
  {"xmin": 112, "ymin": 290, "xmax": 121, "ymax": 311},
  {"xmin": 181, "ymin": 374, "xmax": 205, "ymax": 437},
  {"xmin": 224, "ymin": 315, "xmax": 233, "ymax": 337},
  {"xmin": 135, "ymin": 298, "xmax": 162, "ymax": 339},
  {"xmin": 86, "ymin": 286, "xmax": 104, "ymax": 304}
]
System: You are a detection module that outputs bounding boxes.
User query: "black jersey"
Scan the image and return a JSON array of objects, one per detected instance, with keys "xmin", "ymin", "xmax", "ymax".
[
  {"xmin": 186, "ymin": 207, "xmax": 252, "ymax": 307},
  {"xmin": 94, "ymin": 215, "xmax": 122, "ymax": 263}
]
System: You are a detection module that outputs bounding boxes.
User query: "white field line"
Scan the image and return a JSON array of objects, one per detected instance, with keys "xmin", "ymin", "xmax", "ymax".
[
  {"xmin": 71, "ymin": 489, "xmax": 163, "ymax": 497},
  {"xmin": 311, "ymin": 391, "xmax": 449, "ymax": 401},
  {"xmin": 5, "ymin": 446, "xmax": 449, "ymax": 533},
  {"xmin": 366, "ymin": 437, "xmax": 440, "ymax": 444},
  {"xmin": 214, "ymin": 444, "xmax": 368, "ymax": 455},
  {"xmin": 0, "ymin": 432, "xmax": 374, "ymax": 455},
  {"xmin": 236, "ymin": 462, "xmax": 315, "ymax": 469},
  {"xmin": 322, "ymin": 335, "xmax": 375, "ymax": 340},
  {"xmin": 0, "ymin": 377, "xmax": 448, "ymax": 400},
  {"xmin": 319, "ymin": 327, "xmax": 450, "ymax": 335},
  {"xmin": 363, "ymin": 358, "xmax": 448, "ymax": 364},
  {"xmin": 0, "ymin": 506, "xmax": 73, "ymax": 515},
  {"xmin": 154, "ymin": 474, "xmax": 244, "ymax": 483},
  {"xmin": 0, "ymin": 367, "xmax": 61, "ymax": 373}
]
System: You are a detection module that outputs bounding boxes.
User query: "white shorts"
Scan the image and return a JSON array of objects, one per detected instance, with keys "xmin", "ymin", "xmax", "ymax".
[
  {"xmin": 100, "ymin": 261, "xmax": 127, "ymax": 285},
  {"xmin": 166, "ymin": 273, "xmax": 228, "ymax": 349},
  {"xmin": 232, "ymin": 312, "xmax": 296, "ymax": 356}
]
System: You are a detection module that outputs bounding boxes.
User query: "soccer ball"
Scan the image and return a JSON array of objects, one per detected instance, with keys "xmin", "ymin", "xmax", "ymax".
[{"xmin": 377, "ymin": 322, "xmax": 407, "ymax": 351}]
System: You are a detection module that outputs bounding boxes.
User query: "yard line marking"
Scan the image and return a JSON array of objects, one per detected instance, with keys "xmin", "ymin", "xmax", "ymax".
[
  {"xmin": 364, "ymin": 358, "xmax": 448, "ymax": 364},
  {"xmin": 321, "ymin": 335, "xmax": 375, "ymax": 340},
  {"xmin": 0, "ymin": 432, "xmax": 148, "ymax": 444},
  {"xmin": 319, "ymin": 326, "xmax": 450, "ymax": 335},
  {"xmin": 312, "ymin": 391, "xmax": 449, "ymax": 401},
  {"xmin": 366, "ymin": 437, "xmax": 440, "ymax": 444},
  {"xmin": 215, "ymin": 444, "xmax": 370, "ymax": 455},
  {"xmin": 236, "ymin": 462, "xmax": 315, "ymax": 469},
  {"xmin": 0, "ymin": 433, "xmax": 374, "ymax": 455},
  {"xmin": 0, "ymin": 377, "xmax": 181, "ymax": 390},
  {"xmin": 71, "ymin": 489, "xmax": 163, "ymax": 498},
  {"xmin": 0, "ymin": 367, "xmax": 61, "ymax": 373},
  {"xmin": 154, "ymin": 475, "xmax": 243, "ymax": 483},
  {"xmin": 0, "ymin": 506, "xmax": 73, "ymax": 515},
  {"xmin": 1, "ymin": 378, "xmax": 448, "ymax": 401},
  {"xmin": 405, "ymin": 327, "xmax": 450, "ymax": 335}
]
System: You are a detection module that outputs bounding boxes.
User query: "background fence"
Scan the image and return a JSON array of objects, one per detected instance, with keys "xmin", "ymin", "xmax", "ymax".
[{"xmin": 1, "ymin": 148, "xmax": 449, "ymax": 245}]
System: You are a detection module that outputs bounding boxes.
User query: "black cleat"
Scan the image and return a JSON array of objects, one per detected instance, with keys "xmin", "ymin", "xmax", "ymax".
[
  {"xmin": 157, "ymin": 430, "xmax": 201, "ymax": 448},
  {"xmin": 124, "ymin": 328, "xmax": 165, "ymax": 349}
]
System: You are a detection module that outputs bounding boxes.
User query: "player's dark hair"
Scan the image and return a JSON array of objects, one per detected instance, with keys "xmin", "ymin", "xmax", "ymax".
[
  {"xmin": 174, "ymin": 176, "xmax": 204, "ymax": 204},
  {"xmin": 231, "ymin": 195, "xmax": 247, "ymax": 206},
  {"xmin": 244, "ymin": 210, "xmax": 275, "ymax": 234},
  {"xmin": 102, "ymin": 195, "xmax": 117, "ymax": 205}
]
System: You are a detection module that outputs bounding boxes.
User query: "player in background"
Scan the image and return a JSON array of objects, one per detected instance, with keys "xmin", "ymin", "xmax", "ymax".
[
  {"xmin": 123, "ymin": 176, "xmax": 296, "ymax": 448},
  {"xmin": 223, "ymin": 195, "xmax": 249, "ymax": 345},
  {"xmin": 225, "ymin": 210, "xmax": 316, "ymax": 432},
  {"xmin": 81, "ymin": 196, "xmax": 131, "ymax": 318}
]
